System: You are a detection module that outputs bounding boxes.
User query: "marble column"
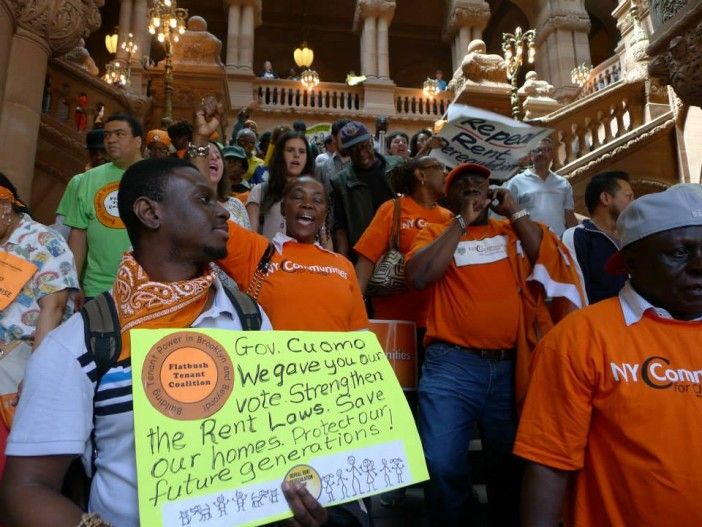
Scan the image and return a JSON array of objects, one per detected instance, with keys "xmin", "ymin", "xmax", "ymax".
[
  {"xmin": 0, "ymin": 1, "xmax": 16, "ymax": 109},
  {"xmin": 534, "ymin": 3, "xmax": 592, "ymax": 101},
  {"xmin": 376, "ymin": 9, "xmax": 395, "ymax": 80},
  {"xmin": 115, "ymin": 0, "xmax": 133, "ymax": 63},
  {"xmin": 226, "ymin": 2, "xmax": 241, "ymax": 66},
  {"xmin": 239, "ymin": 4, "xmax": 255, "ymax": 73},
  {"xmin": 443, "ymin": 0, "xmax": 490, "ymax": 72},
  {"xmin": 225, "ymin": 0, "xmax": 262, "ymax": 110},
  {"xmin": 128, "ymin": 0, "xmax": 148, "ymax": 94},
  {"xmin": 361, "ymin": 16, "xmax": 378, "ymax": 78},
  {"xmin": 0, "ymin": 0, "xmax": 101, "ymax": 199},
  {"xmin": 354, "ymin": 0, "xmax": 395, "ymax": 81},
  {"xmin": 0, "ymin": 29, "xmax": 49, "ymax": 200},
  {"xmin": 224, "ymin": 0, "xmax": 261, "ymax": 74}
]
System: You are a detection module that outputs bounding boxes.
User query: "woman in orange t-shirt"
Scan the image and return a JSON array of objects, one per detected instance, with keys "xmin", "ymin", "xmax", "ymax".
[
  {"xmin": 218, "ymin": 176, "xmax": 368, "ymax": 331},
  {"xmin": 354, "ymin": 157, "xmax": 452, "ymax": 329}
]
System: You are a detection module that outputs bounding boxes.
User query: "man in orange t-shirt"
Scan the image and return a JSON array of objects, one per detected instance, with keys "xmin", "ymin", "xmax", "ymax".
[
  {"xmin": 516, "ymin": 188, "xmax": 702, "ymax": 526},
  {"xmin": 405, "ymin": 163, "xmax": 583, "ymax": 526}
]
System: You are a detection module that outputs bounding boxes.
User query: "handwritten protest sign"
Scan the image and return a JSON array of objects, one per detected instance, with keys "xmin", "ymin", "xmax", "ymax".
[
  {"xmin": 131, "ymin": 329, "xmax": 429, "ymax": 527},
  {"xmin": 432, "ymin": 104, "xmax": 552, "ymax": 180}
]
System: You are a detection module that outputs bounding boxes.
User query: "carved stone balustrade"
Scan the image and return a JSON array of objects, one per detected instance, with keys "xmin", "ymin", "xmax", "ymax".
[
  {"xmin": 254, "ymin": 79, "xmax": 364, "ymax": 115},
  {"xmin": 531, "ymin": 79, "xmax": 647, "ymax": 170},
  {"xmin": 32, "ymin": 57, "xmax": 150, "ymax": 224},
  {"xmin": 394, "ymin": 88, "xmax": 452, "ymax": 120},
  {"xmin": 578, "ymin": 55, "xmax": 623, "ymax": 99}
]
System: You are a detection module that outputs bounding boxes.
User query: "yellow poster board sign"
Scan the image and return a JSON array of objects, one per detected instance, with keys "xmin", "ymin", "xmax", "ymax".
[{"xmin": 131, "ymin": 329, "xmax": 429, "ymax": 527}]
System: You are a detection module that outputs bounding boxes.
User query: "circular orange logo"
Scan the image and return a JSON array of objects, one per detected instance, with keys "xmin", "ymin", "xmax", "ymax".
[
  {"xmin": 94, "ymin": 181, "xmax": 125, "ymax": 229},
  {"xmin": 284, "ymin": 464, "xmax": 322, "ymax": 499},
  {"xmin": 142, "ymin": 331, "xmax": 234, "ymax": 420}
]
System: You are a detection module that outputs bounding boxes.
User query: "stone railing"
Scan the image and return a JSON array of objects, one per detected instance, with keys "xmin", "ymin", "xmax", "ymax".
[
  {"xmin": 394, "ymin": 87, "xmax": 452, "ymax": 119},
  {"xmin": 253, "ymin": 79, "xmax": 363, "ymax": 113},
  {"xmin": 578, "ymin": 55, "xmax": 622, "ymax": 98},
  {"xmin": 43, "ymin": 58, "xmax": 150, "ymax": 134},
  {"xmin": 31, "ymin": 59, "xmax": 150, "ymax": 224},
  {"xmin": 530, "ymin": 78, "xmax": 647, "ymax": 171}
]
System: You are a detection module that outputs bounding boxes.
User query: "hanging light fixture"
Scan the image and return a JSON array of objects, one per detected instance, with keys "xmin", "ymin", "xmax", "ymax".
[
  {"xmin": 294, "ymin": 42, "xmax": 314, "ymax": 69},
  {"xmin": 300, "ymin": 68, "xmax": 320, "ymax": 90},
  {"xmin": 105, "ymin": 29, "xmax": 119, "ymax": 54},
  {"xmin": 571, "ymin": 63, "xmax": 592, "ymax": 87},
  {"xmin": 423, "ymin": 78, "xmax": 439, "ymax": 98}
]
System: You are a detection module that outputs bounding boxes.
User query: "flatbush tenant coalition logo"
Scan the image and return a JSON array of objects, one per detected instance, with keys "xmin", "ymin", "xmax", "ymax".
[
  {"xmin": 611, "ymin": 356, "xmax": 702, "ymax": 396},
  {"xmin": 143, "ymin": 331, "xmax": 234, "ymax": 420}
]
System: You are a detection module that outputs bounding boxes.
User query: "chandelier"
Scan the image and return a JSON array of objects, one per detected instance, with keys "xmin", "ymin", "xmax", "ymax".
[
  {"xmin": 148, "ymin": 0, "xmax": 188, "ymax": 44},
  {"xmin": 423, "ymin": 78, "xmax": 439, "ymax": 98},
  {"xmin": 105, "ymin": 29, "xmax": 118, "ymax": 54},
  {"xmin": 104, "ymin": 60, "xmax": 129, "ymax": 87},
  {"xmin": 294, "ymin": 42, "xmax": 314, "ymax": 69},
  {"xmin": 571, "ymin": 63, "xmax": 592, "ymax": 87},
  {"xmin": 300, "ymin": 69, "xmax": 320, "ymax": 90}
]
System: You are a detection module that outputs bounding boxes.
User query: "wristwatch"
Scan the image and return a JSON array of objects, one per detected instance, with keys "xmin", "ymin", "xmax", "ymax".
[{"xmin": 510, "ymin": 209, "xmax": 529, "ymax": 222}]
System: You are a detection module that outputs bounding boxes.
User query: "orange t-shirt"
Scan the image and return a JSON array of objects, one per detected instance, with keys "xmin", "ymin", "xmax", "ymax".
[
  {"xmin": 218, "ymin": 222, "xmax": 368, "ymax": 331},
  {"xmin": 514, "ymin": 298, "xmax": 702, "ymax": 526},
  {"xmin": 407, "ymin": 218, "xmax": 521, "ymax": 349},
  {"xmin": 353, "ymin": 196, "xmax": 453, "ymax": 327}
]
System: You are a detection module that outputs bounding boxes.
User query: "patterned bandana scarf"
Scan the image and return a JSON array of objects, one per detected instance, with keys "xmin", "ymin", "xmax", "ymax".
[{"xmin": 113, "ymin": 253, "xmax": 215, "ymax": 361}]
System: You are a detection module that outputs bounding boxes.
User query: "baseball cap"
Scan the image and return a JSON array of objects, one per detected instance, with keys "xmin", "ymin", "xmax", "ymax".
[
  {"xmin": 223, "ymin": 145, "xmax": 247, "ymax": 160},
  {"xmin": 339, "ymin": 121, "xmax": 371, "ymax": 150},
  {"xmin": 85, "ymin": 129, "xmax": 104, "ymax": 151},
  {"xmin": 146, "ymin": 129, "xmax": 172, "ymax": 147},
  {"xmin": 444, "ymin": 163, "xmax": 491, "ymax": 193},
  {"xmin": 605, "ymin": 189, "xmax": 702, "ymax": 274},
  {"xmin": 222, "ymin": 145, "xmax": 249, "ymax": 172}
]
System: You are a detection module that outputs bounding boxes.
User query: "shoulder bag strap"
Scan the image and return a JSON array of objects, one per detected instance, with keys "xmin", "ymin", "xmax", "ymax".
[
  {"xmin": 388, "ymin": 198, "xmax": 401, "ymax": 251},
  {"xmin": 246, "ymin": 242, "xmax": 275, "ymax": 300}
]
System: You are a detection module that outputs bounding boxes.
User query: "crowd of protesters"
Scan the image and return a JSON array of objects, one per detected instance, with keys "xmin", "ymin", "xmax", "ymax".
[{"xmin": 0, "ymin": 95, "xmax": 700, "ymax": 527}]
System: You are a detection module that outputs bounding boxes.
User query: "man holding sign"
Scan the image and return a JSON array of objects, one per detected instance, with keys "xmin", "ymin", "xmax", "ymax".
[
  {"xmin": 406, "ymin": 162, "xmax": 584, "ymax": 525},
  {"xmin": 0, "ymin": 158, "xmax": 359, "ymax": 527}
]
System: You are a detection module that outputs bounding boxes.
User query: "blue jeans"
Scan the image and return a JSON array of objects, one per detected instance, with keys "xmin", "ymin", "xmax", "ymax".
[{"xmin": 418, "ymin": 342, "xmax": 521, "ymax": 526}]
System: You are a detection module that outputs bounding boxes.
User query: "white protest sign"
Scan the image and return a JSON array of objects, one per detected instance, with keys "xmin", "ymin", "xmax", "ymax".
[{"xmin": 432, "ymin": 104, "xmax": 552, "ymax": 180}]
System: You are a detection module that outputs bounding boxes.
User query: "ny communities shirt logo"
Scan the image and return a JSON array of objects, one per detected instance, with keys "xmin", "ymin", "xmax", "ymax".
[{"xmin": 611, "ymin": 356, "xmax": 702, "ymax": 391}]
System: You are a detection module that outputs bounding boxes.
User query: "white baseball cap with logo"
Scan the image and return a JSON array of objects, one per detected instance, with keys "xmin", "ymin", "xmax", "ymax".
[{"xmin": 605, "ymin": 187, "xmax": 702, "ymax": 274}]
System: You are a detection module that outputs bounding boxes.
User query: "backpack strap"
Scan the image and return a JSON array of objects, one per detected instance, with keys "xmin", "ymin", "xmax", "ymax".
[
  {"xmin": 81, "ymin": 292, "xmax": 121, "ymax": 385},
  {"xmin": 222, "ymin": 283, "xmax": 263, "ymax": 331},
  {"xmin": 80, "ymin": 292, "xmax": 121, "ymax": 478}
]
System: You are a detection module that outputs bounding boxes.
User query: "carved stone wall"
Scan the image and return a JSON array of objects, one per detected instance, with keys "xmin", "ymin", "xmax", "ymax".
[
  {"xmin": 0, "ymin": 0, "xmax": 104, "ymax": 202},
  {"xmin": 648, "ymin": 1, "xmax": 702, "ymax": 107},
  {"xmin": 7, "ymin": 0, "xmax": 102, "ymax": 56}
]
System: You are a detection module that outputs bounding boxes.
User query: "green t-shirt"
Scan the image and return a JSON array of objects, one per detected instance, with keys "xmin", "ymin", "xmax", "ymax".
[
  {"xmin": 56, "ymin": 172, "xmax": 85, "ymax": 217},
  {"xmin": 64, "ymin": 162, "xmax": 131, "ymax": 297}
]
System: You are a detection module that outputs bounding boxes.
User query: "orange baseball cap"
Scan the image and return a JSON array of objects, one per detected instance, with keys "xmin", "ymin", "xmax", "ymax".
[
  {"xmin": 444, "ymin": 162, "xmax": 491, "ymax": 193},
  {"xmin": 146, "ymin": 129, "xmax": 172, "ymax": 147}
]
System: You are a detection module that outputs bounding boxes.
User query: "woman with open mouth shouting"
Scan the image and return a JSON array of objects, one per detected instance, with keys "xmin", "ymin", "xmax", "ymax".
[{"xmin": 221, "ymin": 175, "xmax": 368, "ymax": 332}]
